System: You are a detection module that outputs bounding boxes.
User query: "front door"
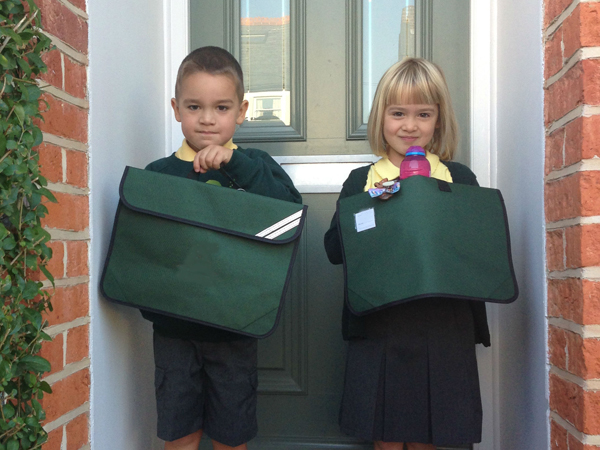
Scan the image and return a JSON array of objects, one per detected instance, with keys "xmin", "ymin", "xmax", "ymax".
[{"xmin": 190, "ymin": 1, "xmax": 472, "ymax": 448}]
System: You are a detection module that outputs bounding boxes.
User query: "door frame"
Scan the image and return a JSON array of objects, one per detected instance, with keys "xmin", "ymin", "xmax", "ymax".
[{"xmin": 162, "ymin": 1, "xmax": 500, "ymax": 449}]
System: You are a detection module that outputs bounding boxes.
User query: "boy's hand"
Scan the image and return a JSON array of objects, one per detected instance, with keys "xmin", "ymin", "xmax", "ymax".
[{"xmin": 193, "ymin": 145, "xmax": 234, "ymax": 173}]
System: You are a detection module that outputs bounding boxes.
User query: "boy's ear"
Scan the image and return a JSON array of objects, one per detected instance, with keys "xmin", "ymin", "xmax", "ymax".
[
  {"xmin": 171, "ymin": 98, "xmax": 182, "ymax": 122},
  {"xmin": 236, "ymin": 100, "xmax": 249, "ymax": 125}
]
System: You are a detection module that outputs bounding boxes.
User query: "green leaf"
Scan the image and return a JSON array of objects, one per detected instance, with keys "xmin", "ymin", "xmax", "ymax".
[
  {"xmin": 14, "ymin": 104, "xmax": 25, "ymax": 125},
  {"xmin": 19, "ymin": 355, "xmax": 51, "ymax": 373},
  {"xmin": 3, "ymin": 402, "xmax": 15, "ymax": 419},
  {"xmin": 38, "ymin": 380, "xmax": 52, "ymax": 394},
  {"xmin": 39, "ymin": 265, "xmax": 54, "ymax": 286},
  {"xmin": 22, "ymin": 280, "xmax": 41, "ymax": 300},
  {"xmin": 7, "ymin": 439, "xmax": 18, "ymax": 450}
]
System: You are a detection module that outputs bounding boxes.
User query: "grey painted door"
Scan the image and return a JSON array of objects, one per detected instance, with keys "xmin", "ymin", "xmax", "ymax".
[{"xmin": 191, "ymin": 1, "xmax": 472, "ymax": 448}]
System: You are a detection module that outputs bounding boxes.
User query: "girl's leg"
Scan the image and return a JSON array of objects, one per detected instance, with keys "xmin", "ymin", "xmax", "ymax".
[
  {"xmin": 406, "ymin": 443, "xmax": 436, "ymax": 450},
  {"xmin": 211, "ymin": 440, "xmax": 248, "ymax": 450},
  {"xmin": 373, "ymin": 441, "xmax": 404, "ymax": 450},
  {"xmin": 164, "ymin": 430, "xmax": 203, "ymax": 450}
]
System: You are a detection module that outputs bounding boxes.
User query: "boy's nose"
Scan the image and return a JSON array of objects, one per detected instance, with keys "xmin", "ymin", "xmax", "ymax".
[{"xmin": 200, "ymin": 110, "xmax": 216, "ymax": 124}]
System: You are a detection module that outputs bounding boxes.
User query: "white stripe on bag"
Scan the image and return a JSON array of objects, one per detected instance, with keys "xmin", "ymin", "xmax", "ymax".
[{"xmin": 256, "ymin": 210, "xmax": 303, "ymax": 239}]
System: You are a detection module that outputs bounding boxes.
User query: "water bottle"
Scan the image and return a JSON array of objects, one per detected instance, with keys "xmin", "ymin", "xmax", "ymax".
[{"xmin": 399, "ymin": 146, "xmax": 431, "ymax": 180}]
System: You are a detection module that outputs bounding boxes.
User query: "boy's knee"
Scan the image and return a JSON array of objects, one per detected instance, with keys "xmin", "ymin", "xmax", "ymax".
[{"xmin": 164, "ymin": 429, "xmax": 202, "ymax": 450}]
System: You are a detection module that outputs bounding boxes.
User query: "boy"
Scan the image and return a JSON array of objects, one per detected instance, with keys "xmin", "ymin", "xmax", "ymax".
[{"xmin": 143, "ymin": 46, "xmax": 302, "ymax": 450}]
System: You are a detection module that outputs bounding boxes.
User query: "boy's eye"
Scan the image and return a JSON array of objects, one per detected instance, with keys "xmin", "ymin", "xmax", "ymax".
[
  {"xmin": 188, "ymin": 105, "xmax": 199, "ymax": 111},
  {"xmin": 217, "ymin": 105, "xmax": 229, "ymax": 111}
]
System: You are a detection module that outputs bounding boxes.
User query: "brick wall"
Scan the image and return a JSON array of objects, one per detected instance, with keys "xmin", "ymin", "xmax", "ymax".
[
  {"xmin": 34, "ymin": 0, "xmax": 90, "ymax": 449},
  {"xmin": 544, "ymin": 0, "xmax": 600, "ymax": 449}
]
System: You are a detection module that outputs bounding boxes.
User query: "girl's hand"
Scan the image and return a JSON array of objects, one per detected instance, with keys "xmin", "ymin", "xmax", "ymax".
[{"xmin": 193, "ymin": 145, "xmax": 234, "ymax": 173}]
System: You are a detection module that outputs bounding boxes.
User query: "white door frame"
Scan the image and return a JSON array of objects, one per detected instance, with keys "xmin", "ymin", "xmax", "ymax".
[{"xmin": 162, "ymin": 1, "xmax": 501, "ymax": 448}]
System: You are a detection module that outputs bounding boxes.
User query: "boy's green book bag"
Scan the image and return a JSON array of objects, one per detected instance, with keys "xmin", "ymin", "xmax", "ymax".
[
  {"xmin": 337, "ymin": 175, "xmax": 518, "ymax": 315},
  {"xmin": 101, "ymin": 167, "xmax": 307, "ymax": 338}
]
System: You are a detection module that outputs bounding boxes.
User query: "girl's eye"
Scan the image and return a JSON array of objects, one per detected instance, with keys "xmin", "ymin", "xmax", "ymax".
[
  {"xmin": 419, "ymin": 113, "xmax": 431, "ymax": 118},
  {"xmin": 392, "ymin": 111, "xmax": 404, "ymax": 117}
]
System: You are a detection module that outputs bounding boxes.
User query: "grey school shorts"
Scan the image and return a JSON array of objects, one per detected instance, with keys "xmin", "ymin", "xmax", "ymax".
[{"xmin": 153, "ymin": 332, "xmax": 258, "ymax": 446}]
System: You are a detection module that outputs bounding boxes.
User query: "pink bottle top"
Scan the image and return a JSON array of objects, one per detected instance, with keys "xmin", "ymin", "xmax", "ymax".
[{"xmin": 399, "ymin": 146, "xmax": 431, "ymax": 180}]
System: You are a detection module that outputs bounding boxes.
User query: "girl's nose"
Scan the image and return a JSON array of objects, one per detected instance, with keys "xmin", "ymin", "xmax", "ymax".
[{"xmin": 402, "ymin": 117, "xmax": 417, "ymax": 131}]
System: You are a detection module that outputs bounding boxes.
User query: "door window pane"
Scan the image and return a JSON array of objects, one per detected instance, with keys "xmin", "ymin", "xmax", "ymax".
[
  {"xmin": 363, "ymin": 0, "xmax": 416, "ymax": 123},
  {"xmin": 241, "ymin": 0, "xmax": 291, "ymax": 126}
]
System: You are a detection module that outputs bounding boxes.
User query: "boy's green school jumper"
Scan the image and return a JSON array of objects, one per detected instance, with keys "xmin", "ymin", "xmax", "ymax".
[{"xmin": 143, "ymin": 146, "xmax": 302, "ymax": 342}]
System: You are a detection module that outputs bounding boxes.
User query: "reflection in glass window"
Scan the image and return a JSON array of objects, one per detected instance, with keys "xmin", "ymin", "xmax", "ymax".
[
  {"xmin": 363, "ymin": 0, "xmax": 416, "ymax": 123},
  {"xmin": 240, "ymin": 0, "xmax": 291, "ymax": 126}
]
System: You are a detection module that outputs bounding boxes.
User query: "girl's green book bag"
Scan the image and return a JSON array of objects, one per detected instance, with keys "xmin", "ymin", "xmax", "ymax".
[
  {"xmin": 101, "ymin": 167, "xmax": 307, "ymax": 338},
  {"xmin": 337, "ymin": 175, "xmax": 518, "ymax": 315}
]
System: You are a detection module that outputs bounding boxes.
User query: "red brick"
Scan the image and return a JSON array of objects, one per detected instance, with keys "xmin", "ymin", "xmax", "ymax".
[
  {"xmin": 549, "ymin": 279, "xmax": 600, "ymax": 325},
  {"xmin": 568, "ymin": 333, "xmax": 600, "ymax": 379},
  {"xmin": 64, "ymin": 57, "xmax": 87, "ymax": 99},
  {"xmin": 66, "ymin": 240, "xmax": 88, "ymax": 277},
  {"xmin": 581, "ymin": 172, "xmax": 600, "ymax": 217},
  {"xmin": 45, "ymin": 284, "xmax": 89, "ymax": 326},
  {"xmin": 546, "ymin": 174, "xmax": 582, "ymax": 222},
  {"xmin": 41, "ymin": 191, "xmax": 89, "ymax": 232},
  {"xmin": 65, "ymin": 150, "xmax": 88, "ymax": 188},
  {"xmin": 549, "ymin": 325, "xmax": 567, "ymax": 370},
  {"xmin": 550, "ymin": 374, "xmax": 600, "ymax": 434},
  {"xmin": 66, "ymin": 324, "xmax": 89, "ymax": 365},
  {"xmin": 42, "ymin": 369, "xmax": 90, "ymax": 423},
  {"xmin": 548, "ymin": 278, "xmax": 584, "ymax": 322},
  {"xmin": 546, "ymin": 128, "xmax": 565, "ymax": 175},
  {"xmin": 582, "ymin": 280, "xmax": 600, "ymax": 324},
  {"xmin": 568, "ymin": 434, "xmax": 600, "ymax": 450},
  {"xmin": 545, "ymin": 31, "xmax": 564, "ymax": 80},
  {"xmin": 39, "ymin": 333, "xmax": 64, "ymax": 375},
  {"xmin": 31, "ymin": 240, "xmax": 65, "ymax": 282},
  {"xmin": 562, "ymin": 5, "xmax": 581, "ymax": 61},
  {"xmin": 66, "ymin": 413, "xmax": 88, "ymax": 450},
  {"xmin": 545, "ymin": 172, "xmax": 600, "ymax": 222},
  {"xmin": 581, "ymin": 3, "xmax": 600, "ymax": 47},
  {"xmin": 583, "ymin": 59, "xmax": 600, "ymax": 106},
  {"xmin": 43, "ymin": 427, "xmax": 63, "ymax": 450},
  {"xmin": 37, "ymin": 93, "xmax": 88, "ymax": 143},
  {"xmin": 581, "ymin": 116, "xmax": 600, "ymax": 160},
  {"xmin": 566, "ymin": 224, "xmax": 600, "ymax": 268},
  {"xmin": 551, "ymin": 419, "xmax": 568, "ymax": 450},
  {"xmin": 40, "ymin": 49, "xmax": 62, "ymax": 89},
  {"xmin": 38, "ymin": 142, "xmax": 63, "ymax": 184},
  {"xmin": 547, "ymin": 229, "xmax": 565, "ymax": 271},
  {"xmin": 37, "ymin": 0, "xmax": 88, "ymax": 54},
  {"xmin": 544, "ymin": 0, "xmax": 573, "ymax": 29},
  {"xmin": 545, "ymin": 62, "xmax": 584, "ymax": 126}
]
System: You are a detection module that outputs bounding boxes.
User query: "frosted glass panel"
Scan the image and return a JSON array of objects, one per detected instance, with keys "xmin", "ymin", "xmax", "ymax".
[
  {"xmin": 363, "ymin": 0, "xmax": 416, "ymax": 123},
  {"xmin": 240, "ymin": 0, "xmax": 292, "ymax": 126}
]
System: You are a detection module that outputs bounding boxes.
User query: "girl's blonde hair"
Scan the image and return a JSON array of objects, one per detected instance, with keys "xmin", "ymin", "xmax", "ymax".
[{"xmin": 367, "ymin": 58, "xmax": 458, "ymax": 161}]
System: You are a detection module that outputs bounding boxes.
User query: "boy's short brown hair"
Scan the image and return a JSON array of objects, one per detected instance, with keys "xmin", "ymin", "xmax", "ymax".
[{"xmin": 175, "ymin": 46, "xmax": 245, "ymax": 102}]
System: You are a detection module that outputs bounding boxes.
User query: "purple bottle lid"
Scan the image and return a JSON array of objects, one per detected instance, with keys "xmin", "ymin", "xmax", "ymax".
[{"xmin": 406, "ymin": 146, "xmax": 425, "ymax": 156}]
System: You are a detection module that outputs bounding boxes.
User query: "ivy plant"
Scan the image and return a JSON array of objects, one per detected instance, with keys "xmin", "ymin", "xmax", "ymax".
[{"xmin": 1, "ymin": 1, "xmax": 55, "ymax": 449}]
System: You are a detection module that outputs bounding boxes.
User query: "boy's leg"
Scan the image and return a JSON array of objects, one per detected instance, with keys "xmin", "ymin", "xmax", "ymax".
[
  {"xmin": 201, "ymin": 338, "xmax": 258, "ymax": 448},
  {"xmin": 164, "ymin": 430, "xmax": 203, "ymax": 450},
  {"xmin": 153, "ymin": 333, "xmax": 205, "ymax": 444}
]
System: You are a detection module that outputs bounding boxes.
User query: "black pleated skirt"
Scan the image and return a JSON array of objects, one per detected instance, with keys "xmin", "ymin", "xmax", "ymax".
[{"xmin": 339, "ymin": 298, "xmax": 483, "ymax": 446}]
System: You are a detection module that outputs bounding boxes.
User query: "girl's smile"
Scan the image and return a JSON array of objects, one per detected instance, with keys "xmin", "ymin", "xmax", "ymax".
[{"xmin": 383, "ymin": 103, "xmax": 439, "ymax": 167}]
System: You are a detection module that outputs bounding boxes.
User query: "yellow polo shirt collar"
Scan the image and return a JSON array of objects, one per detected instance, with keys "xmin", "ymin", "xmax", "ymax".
[
  {"xmin": 175, "ymin": 139, "xmax": 238, "ymax": 162},
  {"xmin": 365, "ymin": 151, "xmax": 453, "ymax": 191}
]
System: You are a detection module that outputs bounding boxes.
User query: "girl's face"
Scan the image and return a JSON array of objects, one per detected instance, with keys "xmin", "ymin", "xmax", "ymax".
[{"xmin": 382, "ymin": 103, "xmax": 439, "ymax": 167}]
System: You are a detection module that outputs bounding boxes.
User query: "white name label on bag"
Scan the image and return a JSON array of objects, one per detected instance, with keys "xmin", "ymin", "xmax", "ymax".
[{"xmin": 355, "ymin": 208, "xmax": 376, "ymax": 232}]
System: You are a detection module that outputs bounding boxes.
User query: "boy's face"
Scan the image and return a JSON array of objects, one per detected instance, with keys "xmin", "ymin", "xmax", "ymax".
[{"xmin": 172, "ymin": 72, "xmax": 248, "ymax": 152}]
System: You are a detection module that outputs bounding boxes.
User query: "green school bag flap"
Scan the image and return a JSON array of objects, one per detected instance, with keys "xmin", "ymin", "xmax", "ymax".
[
  {"xmin": 337, "ymin": 175, "xmax": 518, "ymax": 316},
  {"xmin": 101, "ymin": 166, "xmax": 307, "ymax": 338}
]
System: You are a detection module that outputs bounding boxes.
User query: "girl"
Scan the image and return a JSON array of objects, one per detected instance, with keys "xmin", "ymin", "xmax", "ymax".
[{"xmin": 324, "ymin": 58, "xmax": 490, "ymax": 450}]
